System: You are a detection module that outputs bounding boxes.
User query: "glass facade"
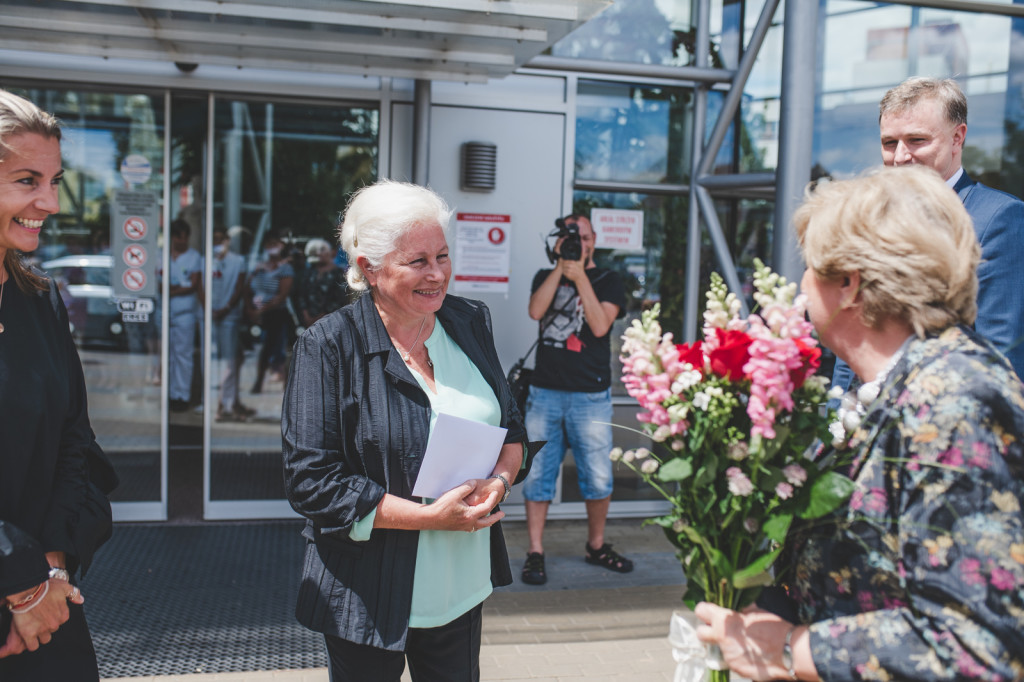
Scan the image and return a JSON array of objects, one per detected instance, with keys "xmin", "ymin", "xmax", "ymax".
[
  {"xmin": 6, "ymin": 0, "xmax": 1023, "ymax": 519},
  {"xmin": 206, "ymin": 97, "xmax": 377, "ymax": 509},
  {"xmin": 576, "ymin": 80, "xmax": 693, "ymax": 183},
  {"xmin": 6, "ymin": 86, "xmax": 167, "ymax": 511}
]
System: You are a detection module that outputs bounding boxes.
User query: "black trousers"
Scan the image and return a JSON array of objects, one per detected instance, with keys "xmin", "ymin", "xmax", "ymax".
[{"xmin": 325, "ymin": 603, "xmax": 483, "ymax": 682}]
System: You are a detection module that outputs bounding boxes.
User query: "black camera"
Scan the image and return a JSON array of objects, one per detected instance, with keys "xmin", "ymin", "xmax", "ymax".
[{"xmin": 545, "ymin": 217, "xmax": 583, "ymax": 264}]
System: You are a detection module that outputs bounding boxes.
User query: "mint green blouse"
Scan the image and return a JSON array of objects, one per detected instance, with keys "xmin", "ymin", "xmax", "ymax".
[{"xmin": 350, "ymin": 321, "xmax": 499, "ymax": 628}]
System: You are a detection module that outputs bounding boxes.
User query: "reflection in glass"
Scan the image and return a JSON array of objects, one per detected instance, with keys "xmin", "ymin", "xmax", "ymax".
[
  {"xmin": 4, "ymin": 86, "xmax": 166, "ymax": 504},
  {"xmin": 813, "ymin": 3, "xmax": 1023, "ymax": 196},
  {"xmin": 551, "ymin": 0, "xmax": 722, "ymax": 67},
  {"xmin": 576, "ymin": 81, "xmax": 692, "ymax": 183},
  {"xmin": 572, "ymin": 190, "xmax": 691, "ymax": 389},
  {"xmin": 208, "ymin": 98, "xmax": 377, "ymax": 504}
]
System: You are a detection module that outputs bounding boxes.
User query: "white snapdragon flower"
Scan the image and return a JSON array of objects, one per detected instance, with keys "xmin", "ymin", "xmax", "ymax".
[
  {"xmin": 828, "ymin": 420, "xmax": 847, "ymax": 447},
  {"xmin": 693, "ymin": 392, "xmax": 711, "ymax": 411},
  {"xmin": 783, "ymin": 464, "xmax": 807, "ymax": 487},
  {"xmin": 609, "ymin": 447, "xmax": 623, "ymax": 462},
  {"xmin": 672, "ymin": 368, "xmax": 703, "ymax": 392},
  {"xmin": 726, "ymin": 467, "xmax": 754, "ymax": 496},
  {"xmin": 640, "ymin": 459, "xmax": 659, "ymax": 475},
  {"xmin": 622, "ymin": 449, "xmax": 636, "ymax": 463},
  {"xmin": 775, "ymin": 482, "xmax": 794, "ymax": 500},
  {"xmin": 667, "ymin": 404, "xmax": 689, "ymax": 421},
  {"xmin": 651, "ymin": 426, "xmax": 671, "ymax": 442}
]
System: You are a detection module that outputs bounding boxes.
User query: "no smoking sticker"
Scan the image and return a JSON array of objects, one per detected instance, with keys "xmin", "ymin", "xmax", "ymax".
[
  {"xmin": 123, "ymin": 216, "xmax": 147, "ymax": 241},
  {"xmin": 122, "ymin": 268, "xmax": 147, "ymax": 292}
]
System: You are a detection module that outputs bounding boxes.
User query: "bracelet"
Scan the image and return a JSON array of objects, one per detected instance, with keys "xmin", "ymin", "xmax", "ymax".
[
  {"xmin": 489, "ymin": 474, "xmax": 511, "ymax": 502},
  {"xmin": 782, "ymin": 625, "xmax": 798, "ymax": 680},
  {"xmin": 8, "ymin": 581, "xmax": 49, "ymax": 614}
]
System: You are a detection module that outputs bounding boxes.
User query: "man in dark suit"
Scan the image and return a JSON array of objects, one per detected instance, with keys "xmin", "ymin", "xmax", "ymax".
[{"xmin": 832, "ymin": 77, "xmax": 1024, "ymax": 392}]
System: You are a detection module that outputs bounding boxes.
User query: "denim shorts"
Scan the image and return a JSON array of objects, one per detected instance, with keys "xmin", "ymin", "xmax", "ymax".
[{"xmin": 522, "ymin": 385, "xmax": 614, "ymax": 501}]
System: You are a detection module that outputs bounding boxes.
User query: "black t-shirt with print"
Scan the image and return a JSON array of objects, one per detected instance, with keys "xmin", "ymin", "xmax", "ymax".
[{"xmin": 530, "ymin": 267, "xmax": 626, "ymax": 392}]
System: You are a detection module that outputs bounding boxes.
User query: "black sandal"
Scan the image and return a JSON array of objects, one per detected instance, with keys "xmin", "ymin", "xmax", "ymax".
[
  {"xmin": 585, "ymin": 543, "xmax": 634, "ymax": 573},
  {"xmin": 521, "ymin": 552, "xmax": 547, "ymax": 585}
]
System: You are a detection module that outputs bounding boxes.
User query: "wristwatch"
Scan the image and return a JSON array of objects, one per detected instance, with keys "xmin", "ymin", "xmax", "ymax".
[
  {"xmin": 782, "ymin": 626, "xmax": 798, "ymax": 680},
  {"xmin": 48, "ymin": 567, "xmax": 70, "ymax": 582},
  {"xmin": 489, "ymin": 474, "xmax": 511, "ymax": 503}
]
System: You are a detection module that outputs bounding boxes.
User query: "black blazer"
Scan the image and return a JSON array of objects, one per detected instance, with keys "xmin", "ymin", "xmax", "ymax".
[
  {"xmin": 282, "ymin": 292, "xmax": 537, "ymax": 651},
  {"xmin": 1, "ymin": 273, "xmax": 117, "ymax": 596}
]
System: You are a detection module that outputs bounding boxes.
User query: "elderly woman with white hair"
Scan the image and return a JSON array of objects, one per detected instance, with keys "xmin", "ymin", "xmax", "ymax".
[
  {"xmin": 282, "ymin": 180, "xmax": 536, "ymax": 682},
  {"xmin": 694, "ymin": 165, "xmax": 1024, "ymax": 681}
]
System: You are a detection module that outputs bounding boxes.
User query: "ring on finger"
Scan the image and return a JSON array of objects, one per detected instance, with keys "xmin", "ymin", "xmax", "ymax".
[{"xmin": 68, "ymin": 587, "xmax": 80, "ymax": 600}]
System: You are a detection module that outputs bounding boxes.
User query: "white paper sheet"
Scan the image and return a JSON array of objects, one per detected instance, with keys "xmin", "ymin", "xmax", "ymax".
[{"xmin": 411, "ymin": 412, "xmax": 508, "ymax": 499}]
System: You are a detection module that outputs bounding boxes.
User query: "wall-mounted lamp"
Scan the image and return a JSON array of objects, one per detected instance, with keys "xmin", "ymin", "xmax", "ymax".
[{"xmin": 460, "ymin": 142, "xmax": 497, "ymax": 192}]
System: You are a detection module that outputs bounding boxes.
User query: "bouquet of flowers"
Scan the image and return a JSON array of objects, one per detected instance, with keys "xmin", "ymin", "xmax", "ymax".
[{"xmin": 616, "ymin": 260, "xmax": 853, "ymax": 677}]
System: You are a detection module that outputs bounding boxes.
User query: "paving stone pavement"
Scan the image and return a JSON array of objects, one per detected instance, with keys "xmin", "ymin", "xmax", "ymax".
[{"xmin": 94, "ymin": 518, "xmax": 692, "ymax": 681}]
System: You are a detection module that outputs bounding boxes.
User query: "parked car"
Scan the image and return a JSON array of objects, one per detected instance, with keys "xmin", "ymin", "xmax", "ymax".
[{"xmin": 42, "ymin": 254, "xmax": 128, "ymax": 351}]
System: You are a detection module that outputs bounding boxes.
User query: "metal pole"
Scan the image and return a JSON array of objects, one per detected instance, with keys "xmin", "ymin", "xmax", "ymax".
[
  {"xmin": 772, "ymin": 0, "xmax": 819, "ymax": 284},
  {"xmin": 683, "ymin": 0, "xmax": 711, "ymax": 342},
  {"xmin": 413, "ymin": 79, "xmax": 431, "ymax": 185}
]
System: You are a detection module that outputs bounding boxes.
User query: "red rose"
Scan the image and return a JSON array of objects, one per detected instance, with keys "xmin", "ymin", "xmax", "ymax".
[
  {"xmin": 789, "ymin": 338, "xmax": 822, "ymax": 389},
  {"xmin": 676, "ymin": 340, "xmax": 705, "ymax": 376},
  {"xmin": 708, "ymin": 329, "xmax": 754, "ymax": 381}
]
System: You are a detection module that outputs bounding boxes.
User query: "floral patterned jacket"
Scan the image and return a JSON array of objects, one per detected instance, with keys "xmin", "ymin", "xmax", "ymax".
[{"xmin": 788, "ymin": 326, "xmax": 1024, "ymax": 681}]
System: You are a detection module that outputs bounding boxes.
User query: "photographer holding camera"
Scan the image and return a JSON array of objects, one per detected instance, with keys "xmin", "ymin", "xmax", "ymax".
[{"xmin": 520, "ymin": 214, "xmax": 631, "ymax": 586}]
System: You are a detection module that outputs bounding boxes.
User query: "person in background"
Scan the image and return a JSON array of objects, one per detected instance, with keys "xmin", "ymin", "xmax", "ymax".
[
  {"xmin": 247, "ymin": 230, "xmax": 293, "ymax": 394},
  {"xmin": 282, "ymin": 180, "xmax": 535, "ymax": 681},
  {"xmin": 167, "ymin": 218, "xmax": 202, "ymax": 412},
  {"xmin": 209, "ymin": 226, "xmax": 247, "ymax": 422},
  {"xmin": 832, "ymin": 76, "xmax": 1024, "ymax": 394},
  {"xmin": 696, "ymin": 166, "xmax": 1024, "ymax": 681},
  {"xmin": 520, "ymin": 213, "xmax": 631, "ymax": 586},
  {"xmin": 298, "ymin": 237, "xmax": 349, "ymax": 328},
  {"xmin": 0, "ymin": 88, "xmax": 118, "ymax": 681}
]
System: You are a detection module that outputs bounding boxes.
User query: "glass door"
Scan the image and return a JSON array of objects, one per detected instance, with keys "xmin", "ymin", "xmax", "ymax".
[
  {"xmin": 204, "ymin": 96, "xmax": 377, "ymax": 519},
  {"xmin": 3, "ymin": 85, "xmax": 170, "ymax": 521}
]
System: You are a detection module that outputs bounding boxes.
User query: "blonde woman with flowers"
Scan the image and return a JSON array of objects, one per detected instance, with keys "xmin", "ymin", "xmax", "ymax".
[{"xmin": 695, "ymin": 165, "xmax": 1024, "ymax": 680}]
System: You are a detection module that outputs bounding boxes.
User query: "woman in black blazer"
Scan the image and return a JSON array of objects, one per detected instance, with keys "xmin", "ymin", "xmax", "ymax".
[
  {"xmin": 282, "ymin": 180, "xmax": 535, "ymax": 682},
  {"xmin": 0, "ymin": 89, "xmax": 118, "ymax": 681}
]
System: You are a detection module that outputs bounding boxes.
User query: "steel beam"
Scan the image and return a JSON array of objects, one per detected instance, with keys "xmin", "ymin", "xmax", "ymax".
[{"xmin": 773, "ymin": 0, "xmax": 820, "ymax": 284}]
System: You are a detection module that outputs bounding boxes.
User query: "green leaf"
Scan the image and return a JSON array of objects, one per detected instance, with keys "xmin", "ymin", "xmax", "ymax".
[
  {"xmin": 762, "ymin": 514, "xmax": 793, "ymax": 543},
  {"xmin": 706, "ymin": 546, "xmax": 734, "ymax": 580},
  {"xmin": 732, "ymin": 547, "xmax": 782, "ymax": 589},
  {"xmin": 799, "ymin": 471, "xmax": 856, "ymax": 519},
  {"xmin": 658, "ymin": 458, "xmax": 694, "ymax": 482},
  {"xmin": 694, "ymin": 454, "xmax": 719, "ymax": 488},
  {"xmin": 677, "ymin": 523, "xmax": 708, "ymax": 548}
]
